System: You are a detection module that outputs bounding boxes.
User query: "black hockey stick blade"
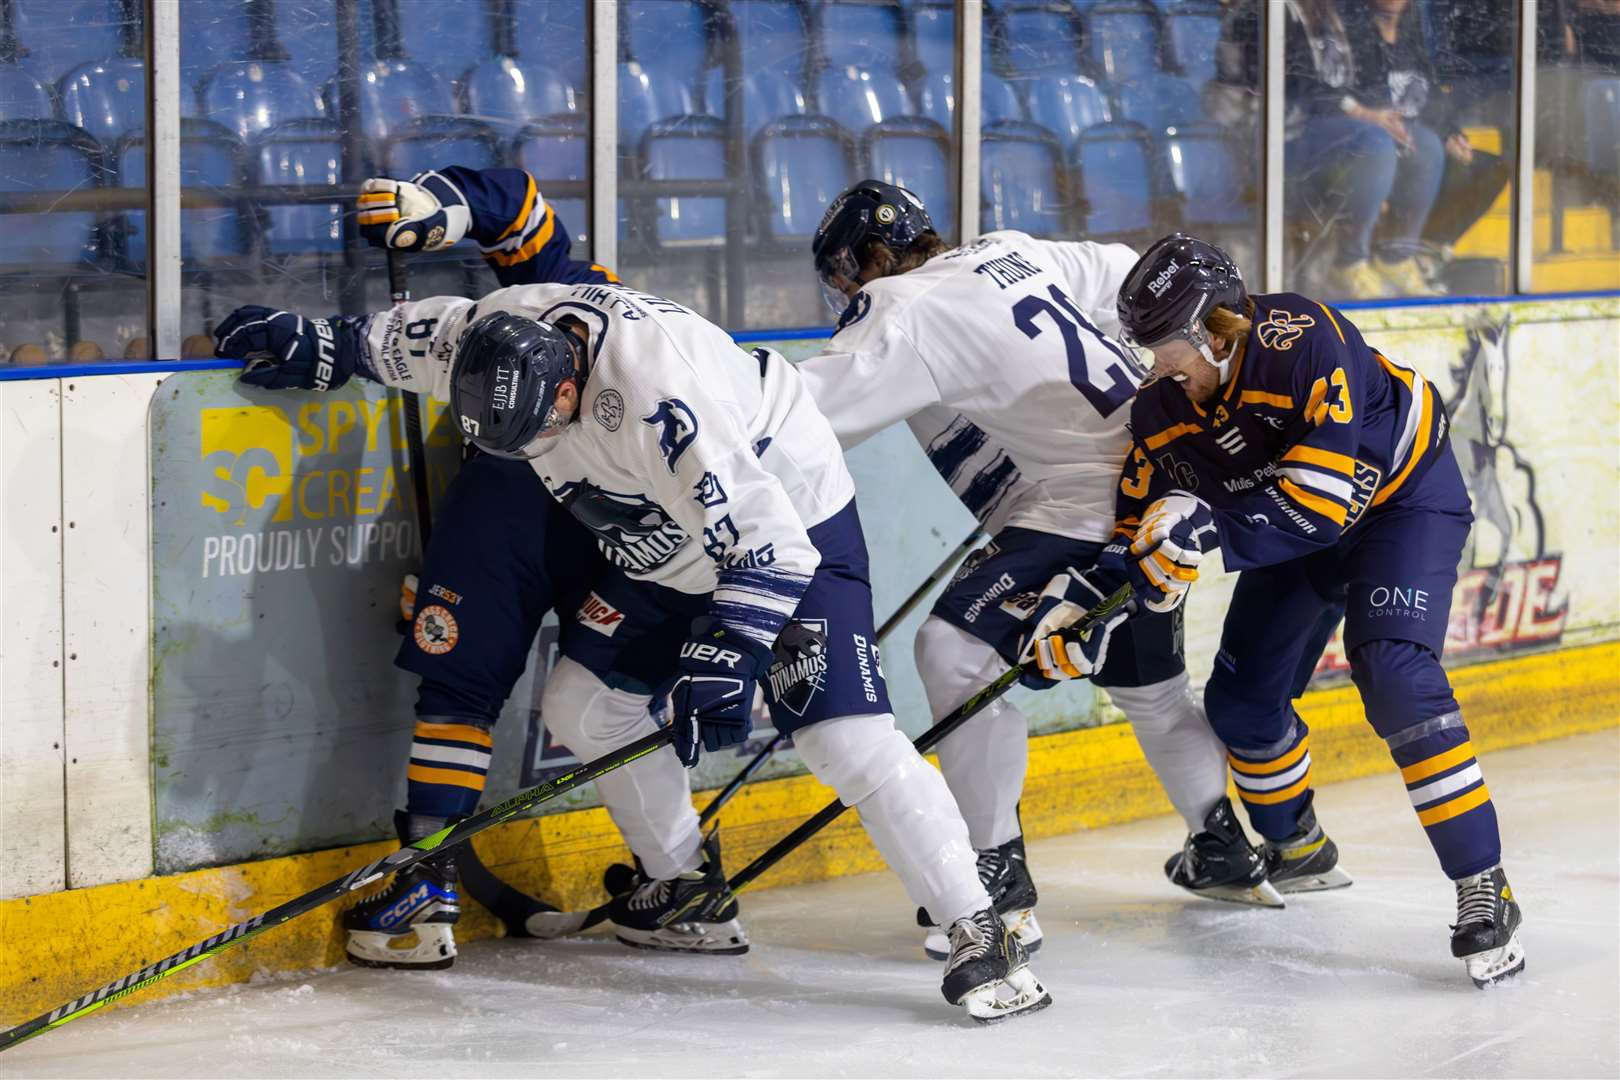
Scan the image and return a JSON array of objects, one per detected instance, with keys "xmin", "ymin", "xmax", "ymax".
[
  {"xmin": 458, "ymin": 842, "xmax": 561, "ymax": 938},
  {"xmin": 0, "ymin": 727, "xmax": 673, "ymax": 1053}
]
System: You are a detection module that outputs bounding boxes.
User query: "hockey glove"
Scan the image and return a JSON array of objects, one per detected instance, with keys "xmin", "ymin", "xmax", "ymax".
[
  {"xmin": 356, "ymin": 171, "xmax": 471, "ymax": 252},
  {"xmin": 215, "ymin": 306, "xmax": 367, "ymax": 391},
  {"xmin": 1128, "ymin": 490, "xmax": 1215, "ymax": 614},
  {"xmin": 670, "ymin": 618, "xmax": 774, "ymax": 768},
  {"xmin": 1017, "ymin": 563, "xmax": 1133, "ymax": 688}
]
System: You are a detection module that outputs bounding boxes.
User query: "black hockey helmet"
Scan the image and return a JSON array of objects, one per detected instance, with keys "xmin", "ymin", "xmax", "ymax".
[
  {"xmin": 812, "ymin": 179, "xmax": 935, "ymax": 314},
  {"xmin": 451, "ymin": 311, "xmax": 582, "ymax": 459},
  {"xmin": 1116, "ymin": 233, "xmax": 1248, "ymax": 375}
]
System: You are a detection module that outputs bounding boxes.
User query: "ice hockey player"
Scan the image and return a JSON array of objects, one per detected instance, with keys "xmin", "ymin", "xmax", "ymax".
[
  {"xmin": 1022, "ymin": 233, "xmax": 1525, "ymax": 987},
  {"xmin": 212, "ymin": 247, "xmax": 1052, "ymax": 1023},
  {"xmin": 797, "ymin": 181, "xmax": 1267, "ymax": 957},
  {"xmin": 215, "ymin": 168, "xmax": 621, "ymax": 970}
]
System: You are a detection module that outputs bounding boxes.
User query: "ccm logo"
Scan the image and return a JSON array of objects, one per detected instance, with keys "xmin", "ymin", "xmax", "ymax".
[{"xmin": 681, "ymin": 642, "xmax": 744, "ymax": 668}]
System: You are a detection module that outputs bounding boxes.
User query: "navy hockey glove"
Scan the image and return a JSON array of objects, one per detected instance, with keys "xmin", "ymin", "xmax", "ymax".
[
  {"xmin": 215, "ymin": 306, "xmax": 367, "ymax": 391},
  {"xmin": 1128, "ymin": 491, "xmax": 1214, "ymax": 614},
  {"xmin": 356, "ymin": 171, "xmax": 470, "ymax": 252},
  {"xmin": 1017, "ymin": 560, "xmax": 1133, "ymax": 688},
  {"xmin": 670, "ymin": 618, "xmax": 773, "ymax": 768}
]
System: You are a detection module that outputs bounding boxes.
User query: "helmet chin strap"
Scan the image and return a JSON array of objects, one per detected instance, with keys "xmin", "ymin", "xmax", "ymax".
[{"xmin": 1198, "ymin": 336, "xmax": 1241, "ymax": 384}]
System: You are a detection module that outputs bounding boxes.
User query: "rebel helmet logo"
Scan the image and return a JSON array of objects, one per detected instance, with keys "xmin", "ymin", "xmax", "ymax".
[{"xmin": 1146, "ymin": 259, "xmax": 1180, "ymax": 298}]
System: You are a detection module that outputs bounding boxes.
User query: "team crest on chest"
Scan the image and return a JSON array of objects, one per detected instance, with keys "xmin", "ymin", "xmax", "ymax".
[
  {"xmin": 593, "ymin": 388, "xmax": 624, "ymax": 430},
  {"xmin": 1256, "ymin": 311, "xmax": 1316, "ymax": 351},
  {"xmin": 642, "ymin": 398, "xmax": 699, "ymax": 472}
]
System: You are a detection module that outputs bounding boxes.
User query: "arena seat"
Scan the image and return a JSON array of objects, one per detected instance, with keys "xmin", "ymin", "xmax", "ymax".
[
  {"xmin": 0, "ymin": 64, "xmax": 53, "ymax": 123},
  {"xmin": 1585, "ymin": 76, "xmax": 1620, "ymax": 182},
  {"xmin": 752, "ymin": 114, "xmax": 854, "ymax": 241},
  {"xmin": 909, "ymin": 0, "xmax": 956, "ymax": 75},
  {"xmin": 0, "ymin": 120, "xmax": 102, "ymax": 268},
  {"xmin": 464, "ymin": 56, "xmax": 581, "ymax": 125},
  {"xmin": 56, "ymin": 58, "xmax": 146, "ymax": 142},
  {"xmin": 274, "ymin": 0, "xmax": 376, "ymax": 89},
  {"xmin": 625, "ymin": 0, "xmax": 713, "ymax": 90},
  {"xmin": 1022, "ymin": 74, "xmax": 1109, "ymax": 148},
  {"xmin": 912, "ymin": 69, "xmax": 1023, "ymax": 129},
  {"xmin": 252, "ymin": 118, "xmax": 345, "ymax": 256},
  {"xmin": 622, "ymin": 61, "xmax": 698, "ymax": 154},
  {"xmin": 1162, "ymin": 121, "xmax": 1250, "ymax": 228},
  {"xmin": 863, "ymin": 116, "xmax": 954, "ymax": 231},
  {"xmin": 722, "ymin": 0, "xmax": 812, "ymax": 90},
  {"xmin": 419, "ymin": 4, "xmax": 497, "ymax": 84},
  {"xmin": 642, "ymin": 115, "xmax": 729, "ymax": 247},
  {"xmin": 981, "ymin": 120, "xmax": 1066, "ymax": 236},
  {"xmin": 1072, "ymin": 119, "xmax": 1154, "ymax": 239},
  {"xmin": 815, "ymin": 64, "xmax": 911, "ymax": 138},
  {"xmin": 200, "ymin": 61, "xmax": 326, "ymax": 141},
  {"xmin": 704, "ymin": 68, "xmax": 808, "ymax": 142},
  {"xmin": 1163, "ymin": 1, "xmax": 1221, "ymax": 84},
  {"xmin": 119, "ymin": 120, "xmax": 248, "ymax": 268},
  {"xmin": 348, "ymin": 59, "xmax": 456, "ymax": 143},
  {"xmin": 384, "ymin": 116, "xmax": 502, "ymax": 178},
  {"xmin": 999, "ymin": 1, "xmax": 1085, "ymax": 79},
  {"xmin": 1111, "ymin": 74, "xmax": 1200, "ymax": 132},
  {"xmin": 817, "ymin": 0, "xmax": 908, "ymax": 75},
  {"xmin": 1087, "ymin": 0, "xmax": 1162, "ymax": 81},
  {"xmin": 513, "ymin": 114, "xmax": 589, "ymax": 247},
  {"xmin": 983, "ymin": 72, "xmax": 1028, "ymax": 124},
  {"xmin": 179, "ymin": 1, "xmax": 253, "ymax": 94},
  {"xmin": 13, "ymin": 0, "xmax": 129, "ymax": 87}
]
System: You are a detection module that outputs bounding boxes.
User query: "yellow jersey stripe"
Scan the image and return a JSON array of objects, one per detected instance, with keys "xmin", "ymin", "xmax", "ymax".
[
  {"xmin": 413, "ymin": 721, "xmax": 494, "ymax": 749},
  {"xmin": 1239, "ymin": 389, "xmax": 1294, "ymax": 409},
  {"xmin": 591, "ymin": 263, "xmax": 622, "ymax": 283},
  {"xmin": 1237, "ymin": 774, "xmax": 1312, "ymax": 805},
  {"xmin": 1399, "ymin": 740, "xmax": 1475, "ymax": 783},
  {"xmin": 1144, "ymin": 422, "xmax": 1201, "ymax": 450},
  {"xmin": 1279, "ymin": 477, "xmax": 1349, "ymax": 526},
  {"xmin": 1415, "ymin": 783, "xmax": 1491, "ymax": 827},
  {"xmin": 1282, "ymin": 443, "xmax": 1356, "ymax": 476},
  {"xmin": 1228, "ymin": 738, "xmax": 1309, "ymax": 776},
  {"xmin": 1372, "ymin": 364, "xmax": 1434, "ymax": 508},
  {"xmin": 493, "ymin": 175, "xmax": 538, "ymax": 243},
  {"xmin": 406, "ymin": 764, "xmax": 489, "ymax": 790},
  {"xmin": 1315, "ymin": 301, "xmax": 1346, "ymax": 343},
  {"xmin": 487, "ymin": 204, "xmax": 556, "ymax": 267}
]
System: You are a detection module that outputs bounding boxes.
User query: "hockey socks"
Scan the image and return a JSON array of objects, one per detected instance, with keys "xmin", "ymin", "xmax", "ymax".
[
  {"xmin": 1385, "ymin": 713, "xmax": 1502, "ymax": 880},
  {"xmin": 405, "ymin": 717, "xmax": 492, "ymax": 820},
  {"xmin": 1227, "ymin": 717, "xmax": 1313, "ymax": 841}
]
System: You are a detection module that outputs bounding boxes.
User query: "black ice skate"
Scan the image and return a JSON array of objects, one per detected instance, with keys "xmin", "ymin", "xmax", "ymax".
[
  {"xmin": 609, "ymin": 833, "xmax": 749, "ymax": 955},
  {"xmin": 1451, "ymin": 865, "xmax": 1526, "ymax": 988},
  {"xmin": 940, "ymin": 907, "xmax": 1052, "ymax": 1024},
  {"xmin": 1164, "ymin": 796, "xmax": 1285, "ymax": 908},
  {"xmin": 343, "ymin": 811, "xmax": 460, "ymax": 970},
  {"xmin": 920, "ymin": 836, "xmax": 1042, "ymax": 960},
  {"xmin": 1262, "ymin": 796, "xmax": 1353, "ymax": 893}
]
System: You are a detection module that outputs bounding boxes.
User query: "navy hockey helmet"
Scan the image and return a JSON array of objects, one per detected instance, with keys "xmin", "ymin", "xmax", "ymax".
[
  {"xmin": 451, "ymin": 311, "xmax": 582, "ymax": 459},
  {"xmin": 1116, "ymin": 233, "xmax": 1248, "ymax": 380},
  {"xmin": 812, "ymin": 179, "xmax": 935, "ymax": 314}
]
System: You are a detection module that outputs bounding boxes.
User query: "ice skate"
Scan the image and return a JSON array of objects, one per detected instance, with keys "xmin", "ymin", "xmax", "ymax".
[
  {"xmin": 1164, "ymin": 796, "xmax": 1285, "ymax": 908},
  {"xmin": 343, "ymin": 811, "xmax": 460, "ymax": 970},
  {"xmin": 1452, "ymin": 865, "xmax": 1526, "ymax": 988},
  {"xmin": 921, "ymin": 836, "xmax": 1042, "ymax": 960},
  {"xmin": 940, "ymin": 907, "xmax": 1052, "ymax": 1024},
  {"xmin": 609, "ymin": 833, "xmax": 749, "ymax": 955},
  {"xmin": 1263, "ymin": 796, "xmax": 1353, "ymax": 893}
]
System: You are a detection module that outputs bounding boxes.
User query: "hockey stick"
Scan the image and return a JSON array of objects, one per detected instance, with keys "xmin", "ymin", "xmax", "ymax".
[
  {"xmin": 0, "ymin": 727, "xmax": 674, "ymax": 1053},
  {"xmin": 524, "ymin": 583, "xmax": 1132, "ymax": 939},
  {"xmin": 388, "ymin": 249, "xmax": 433, "ymax": 548}
]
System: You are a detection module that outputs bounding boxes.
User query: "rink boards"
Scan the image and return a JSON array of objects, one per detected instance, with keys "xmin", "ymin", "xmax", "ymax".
[{"xmin": 0, "ymin": 293, "xmax": 1616, "ymax": 1021}]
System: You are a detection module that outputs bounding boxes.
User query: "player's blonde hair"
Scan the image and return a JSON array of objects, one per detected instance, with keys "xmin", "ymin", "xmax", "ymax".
[
  {"xmin": 858, "ymin": 232, "xmax": 951, "ymax": 281},
  {"xmin": 1205, "ymin": 301, "xmax": 1254, "ymax": 344}
]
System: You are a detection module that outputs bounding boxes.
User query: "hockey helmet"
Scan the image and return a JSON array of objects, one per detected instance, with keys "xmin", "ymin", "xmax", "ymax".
[
  {"xmin": 812, "ymin": 179, "xmax": 935, "ymax": 315},
  {"xmin": 451, "ymin": 311, "xmax": 583, "ymax": 459},
  {"xmin": 1116, "ymin": 233, "xmax": 1248, "ymax": 381}
]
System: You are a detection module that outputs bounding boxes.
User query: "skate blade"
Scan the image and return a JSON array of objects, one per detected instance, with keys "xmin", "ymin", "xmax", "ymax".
[
  {"xmin": 345, "ymin": 925, "xmax": 456, "ymax": 970},
  {"xmin": 1464, "ymin": 932, "xmax": 1526, "ymax": 988},
  {"xmin": 614, "ymin": 917, "xmax": 750, "ymax": 955},
  {"xmin": 1275, "ymin": 865, "xmax": 1354, "ymax": 894},
  {"xmin": 1176, "ymin": 878, "xmax": 1287, "ymax": 909},
  {"xmin": 961, "ymin": 966, "xmax": 1053, "ymax": 1024}
]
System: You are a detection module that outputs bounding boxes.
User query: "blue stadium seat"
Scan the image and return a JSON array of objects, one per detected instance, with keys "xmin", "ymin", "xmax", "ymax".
[
  {"xmin": 704, "ymin": 68, "xmax": 808, "ymax": 141},
  {"xmin": 624, "ymin": 0, "xmax": 712, "ymax": 89},
  {"xmin": 722, "ymin": 0, "xmax": 812, "ymax": 89},
  {"xmin": 1163, "ymin": 1, "xmax": 1221, "ymax": 84},
  {"xmin": 14, "ymin": 0, "xmax": 129, "ymax": 87},
  {"xmin": 981, "ymin": 120, "xmax": 1065, "ymax": 235},
  {"xmin": 642, "ymin": 115, "xmax": 729, "ymax": 247},
  {"xmin": 1162, "ymin": 121, "xmax": 1250, "ymax": 227},
  {"xmin": 0, "ymin": 120, "xmax": 102, "ymax": 268},
  {"xmin": 252, "ymin": 118, "xmax": 345, "ymax": 256},
  {"xmin": 201, "ymin": 62, "xmax": 326, "ymax": 141},
  {"xmin": 349, "ymin": 59, "xmax": 456, "ymax": 143},
  {"xmin": 999, "ymin": 1, "xmax": 1084, "ymax": 78},
  {"xmin": 420, "ymin": 4, "xmax": 496, "ymax": 84},
  {"xmin": 1111, "ymin": 74, "xmax": 1199, "ymax": 132},
  {"xmin": 0, "ymin": 64, "xmax": 53, "ymax": 122},
  {"xmin": 56, "ymin": 57, "xmax": 146, "ymax": 142},
  {"xmin": 1022, "ymin": 74, "xmax": 1109, "ymax": 148},
  {"xmin": 910, "ymin": 0, "xmax": 956, "ymax": 74},
  {"xmin": 815, "ymin": 64, "xmax": 911, "ymax": 138},
  {"xmin": 510, "ymin": 0, "xmax": 588, "ymax": 89},
  {"xmin": 1087, "ymin": 1, "xmax": 1162, "ymax": 81},
  {"xmin": 863, "ymin": 116, "xmax": 954, "ymax": 231},
  {"xmin": 1585, "ymin": 76, "xmax": 1620, "ymax": 180},
  {"xmin": 513, "ymin": 115, "xmax": 589, "ymax": 247},
  {"xmin": 983, "ymin": 72, "xmax": 1027, "ymax": 124},
  {"xmin": 120, "ymin": 120, "xmax": 248, "ymax": 267},
  {"xmin": 275, "ymin": 0, "xmax": 376, "ymax": 89},
  {"xmin": 913, "ymin": 70, "xmax": 955, "ymax": 127},
  {"xmin": 752, "ymin": 114, "xmax": 854, "ymax": 241},
  {"xmin": 622, "ymin": 61, "xmax": 698, "ymax": 153},
  {"xmin": 385, "ymin": 116, "xmax": 502, "ymax": 177},
  {"xmin": 464, "ymin": 56, "xmax": 581, "ymax": 124},
  {"xmin": 180, "ymin": 1, "xmax": 253, "ymax": 94},
  {"xmin": 817, "ymin": 0, "xmax": 907, "ymax": 74},
  {"xmin": 1072, "ymin": 120, "xmax": 1154, "ymax": 238}
]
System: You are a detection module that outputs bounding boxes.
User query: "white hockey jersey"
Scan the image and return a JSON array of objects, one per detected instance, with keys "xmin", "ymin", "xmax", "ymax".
[
  {"xmin": 361, "ymin": 282, "xmax": 856, "ymax": 646},
  {"xmin": 798, "ymin": 231, "xmax": 1144, "ymax": 542}
]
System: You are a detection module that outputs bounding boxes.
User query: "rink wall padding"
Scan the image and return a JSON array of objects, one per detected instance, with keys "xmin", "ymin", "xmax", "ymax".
[{"xmin": 3, "ymin": 640, "xmax": 1615, "ymax": 1026}]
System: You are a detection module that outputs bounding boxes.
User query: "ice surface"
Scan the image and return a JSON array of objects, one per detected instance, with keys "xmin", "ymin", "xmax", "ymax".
[{"xmin": 7, "ymin": 731, "xmax": 1617, "ymax": 1079}]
